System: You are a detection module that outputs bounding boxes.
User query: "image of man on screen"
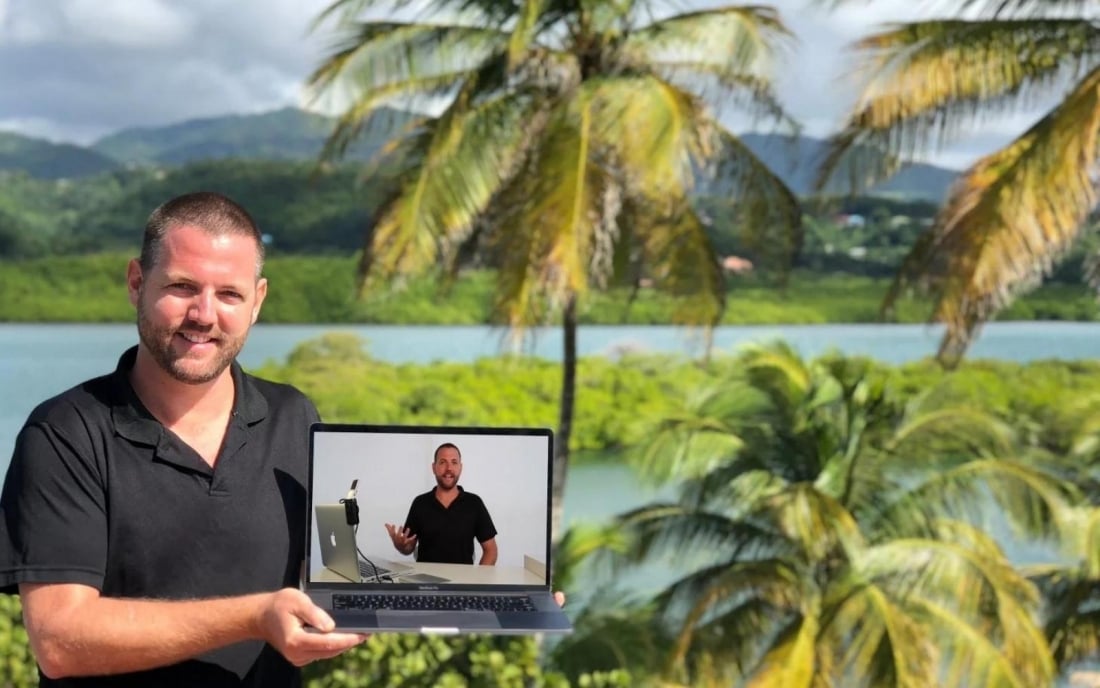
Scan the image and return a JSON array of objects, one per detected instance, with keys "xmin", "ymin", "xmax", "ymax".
[{"xmin": 384, "ymin": 442, "xmax": 498, "ymax": 565}]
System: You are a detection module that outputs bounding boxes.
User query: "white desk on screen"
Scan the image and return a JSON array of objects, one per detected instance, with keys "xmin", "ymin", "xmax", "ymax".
[{"xmin": 313, "ymin": 556, "xmax": 545, "ymax": 585}]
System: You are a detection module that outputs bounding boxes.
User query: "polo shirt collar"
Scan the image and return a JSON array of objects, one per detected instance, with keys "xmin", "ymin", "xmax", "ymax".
[{"xmin": 110, "ymin": 345, "xmax": 268, "ymax": 446}]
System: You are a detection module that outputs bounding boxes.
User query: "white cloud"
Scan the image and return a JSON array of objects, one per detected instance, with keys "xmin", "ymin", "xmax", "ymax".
[
  {"xmin": 61, "ymin": 0, "xmax": 194, "ymax": 49},
  {"xmin": 0, "ymin": 0, "xmax": 1074, "ymax": 170}
]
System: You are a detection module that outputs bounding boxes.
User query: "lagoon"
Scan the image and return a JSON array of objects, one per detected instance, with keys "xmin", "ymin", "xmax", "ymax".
[{"xmin": 2, "ymin": 320, "xmax": 1100, "ymax": 466}]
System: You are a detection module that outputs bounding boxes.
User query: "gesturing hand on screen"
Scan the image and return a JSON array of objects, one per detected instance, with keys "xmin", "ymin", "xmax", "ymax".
[{"xmin": 384, "ymin": 523, "xmax": 418, "ymax": 556}]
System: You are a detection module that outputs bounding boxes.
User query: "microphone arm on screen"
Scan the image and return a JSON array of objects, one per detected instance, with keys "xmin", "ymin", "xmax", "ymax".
[{"xmin": 340, "ymin": 479, "xmax": 359, "ymax": 526}]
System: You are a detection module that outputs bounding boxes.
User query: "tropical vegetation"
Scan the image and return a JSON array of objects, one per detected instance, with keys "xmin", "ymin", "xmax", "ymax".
[
  {"xmin": 552, "ymin": 343, "xmax": 1079, "ymax": 686},
  {"xmin": 306, "ymin": 0, "xmax": 803, "ymax": 536},
  {"xmin": 6, "ymin": 338, "xmax": 1100, "ymax": 684},
  {"xmin": 818, "ymin": 0, "xmax": 1100, "ymax": 365},
  {"xmin": 3, "ymin": 253, "xmax": 1097, "ymax": 325}
]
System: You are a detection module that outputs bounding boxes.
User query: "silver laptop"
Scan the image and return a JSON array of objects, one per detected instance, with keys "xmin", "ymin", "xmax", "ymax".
[
  {"xmin": 314, "ymin": 504, "xmax": 415, "ymax": 583},
  {"xmin": 303, "ymin": 423, "xmax": 573, "ymax": 635}
]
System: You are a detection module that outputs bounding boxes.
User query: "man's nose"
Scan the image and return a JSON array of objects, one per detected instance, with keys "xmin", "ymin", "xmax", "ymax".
[{"xmin": 188, "ymin": 290, "xmax": 216, "ymax": 324}]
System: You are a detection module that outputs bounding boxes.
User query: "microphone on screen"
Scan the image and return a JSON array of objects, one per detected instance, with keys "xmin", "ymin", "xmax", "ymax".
[{"xmin": 340, "ymin": 479, "xmax": 359, "ymax": 527}]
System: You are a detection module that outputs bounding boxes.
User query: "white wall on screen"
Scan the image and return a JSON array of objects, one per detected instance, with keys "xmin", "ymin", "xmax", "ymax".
[{"xmin": 310, "ymin": 429, "xmax": 550, "ymax": 571}]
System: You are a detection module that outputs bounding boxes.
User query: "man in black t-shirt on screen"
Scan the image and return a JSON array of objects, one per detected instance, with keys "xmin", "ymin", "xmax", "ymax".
[{"xmin": 384, "ymin": 442, "xmax": 498, "ymax": 565}]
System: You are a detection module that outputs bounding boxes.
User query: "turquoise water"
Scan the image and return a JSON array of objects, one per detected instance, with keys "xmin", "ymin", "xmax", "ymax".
[{"xmin": 2, "ymin": 321, "xmax": 1098, "ymax": 465}]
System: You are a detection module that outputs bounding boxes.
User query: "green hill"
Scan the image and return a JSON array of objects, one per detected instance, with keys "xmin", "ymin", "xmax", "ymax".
[
  {"xmin": 0, "ymin": 132, "xmax": 121, "ymax": 180},
  {"xmin": 91, "ymin": 106, "xmax": 415, "ymax": 165}
]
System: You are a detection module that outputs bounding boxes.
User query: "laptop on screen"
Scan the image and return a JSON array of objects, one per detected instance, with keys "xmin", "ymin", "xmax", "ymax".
[
  {"xmin": 303, "ymin": 423, "xmax": 573, "ymax": 635},
  {"xmin": 314, "ymin": 504, "xmax": 418, "ymax": 583}
]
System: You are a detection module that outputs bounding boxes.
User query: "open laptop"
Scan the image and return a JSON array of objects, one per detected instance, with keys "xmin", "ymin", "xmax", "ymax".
[
  {"xmin": 304, "ymin": 423, "xmax": 573, "ymax": 635},
  {"xmin": 314, "ymin": 503, "xmax": 416, "ymax": 583}
]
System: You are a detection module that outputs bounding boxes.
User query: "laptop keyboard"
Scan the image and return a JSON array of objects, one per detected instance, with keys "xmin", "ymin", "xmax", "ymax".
[
  {"xmin": 357, "ymin": 561, "xmax": 393, "ymax": 578},
  {"xmin": 333, "ymin": 593, "xmax": 537, "ymax": 612}
]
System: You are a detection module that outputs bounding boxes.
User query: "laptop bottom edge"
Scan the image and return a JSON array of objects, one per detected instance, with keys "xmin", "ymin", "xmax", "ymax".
[{"xmin": 307, "ymin": 589, "xmax": 573, "ymax": 635}]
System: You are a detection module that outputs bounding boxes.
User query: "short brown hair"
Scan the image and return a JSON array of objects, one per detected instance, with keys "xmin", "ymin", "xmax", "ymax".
[
  {"xmin": 433, "ymin": 443, "xmax": 462, "ymax": 462},
  {"xmin": 141, "ymin": 192, "xmax": 265, "ymax": 277}
]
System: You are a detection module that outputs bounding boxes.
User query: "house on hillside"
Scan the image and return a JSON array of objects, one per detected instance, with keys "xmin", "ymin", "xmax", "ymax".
[{"xmin": 722, "ymin": 255, "xmax": 754, "ymax": 274}]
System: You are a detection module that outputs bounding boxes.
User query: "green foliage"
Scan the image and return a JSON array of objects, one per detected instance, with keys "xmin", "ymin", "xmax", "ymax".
[
  {"xmin": 255, "ymin": 334, "xmax": 721, "ymax": 453},
  {"xmin": 302, "ymin": 635, "xmax": 543, "ymax": 687},
  {"xmin": 0, "ymin": 595, "xmax": 35, "ymax": 688},
  {"xmin": 0, "ymin": 159, "xmax": 398, "ymax": 260},
  {"xmin": 8, "ymin": 342, "xmax": 1100, "ymax": 685},
  {"xmin": 2, "ymin": 254, "xmax": 1096, "ymax": 325},
  {"xmin": 556, "ymin": 344, "xmax": 1070, "ymax": 686}
]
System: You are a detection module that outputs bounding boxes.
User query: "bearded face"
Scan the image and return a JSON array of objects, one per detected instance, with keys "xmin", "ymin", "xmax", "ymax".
[
  {"xmin": 433, "ymin": 446, "xmax": 463, "ymax": 490},
  {"xmin": 129, "ymin": 225, "xmax": 265, "ymax": 385}
]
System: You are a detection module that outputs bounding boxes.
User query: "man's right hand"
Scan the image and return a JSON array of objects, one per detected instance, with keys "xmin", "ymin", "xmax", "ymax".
[
  {"xmin": 19, "ymin": 582, "xmax": 366, "ymax": 679},
  {"xmin": 256, "ymin": 589, "xmax": 366, "ymax": 667},
  {"xmin": 384, "ymin": 523, "xmax": 417, "ymax": 555}
]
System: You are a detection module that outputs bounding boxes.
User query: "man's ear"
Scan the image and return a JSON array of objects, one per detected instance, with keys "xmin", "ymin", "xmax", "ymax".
[
  {"xmin": 251, "ymin": 277, "xmax": 268, "ymax": 325},
  {"xmin": 126, "ymin": 259, "xmax": 143, "ymax": 307}
]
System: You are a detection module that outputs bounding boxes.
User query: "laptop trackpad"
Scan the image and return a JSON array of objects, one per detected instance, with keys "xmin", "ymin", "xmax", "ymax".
[{"xmin": 377, "ymin": 611, "xmax": 501, "ymax": 630}]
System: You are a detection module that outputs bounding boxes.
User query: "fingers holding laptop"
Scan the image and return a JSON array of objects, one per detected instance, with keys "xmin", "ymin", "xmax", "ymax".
[
  {"xmin": 384, "ymin": 522, "xmax": 417, "ymax": 555},
  {"xmin": 259, "ymin": 589, "xmax": 367, "ymax": 666}
]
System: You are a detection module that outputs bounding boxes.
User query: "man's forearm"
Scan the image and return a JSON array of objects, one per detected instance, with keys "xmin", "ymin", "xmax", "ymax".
[{"xmin": 23, "ymin": 586, "xmax": 270, "ymax": 678}]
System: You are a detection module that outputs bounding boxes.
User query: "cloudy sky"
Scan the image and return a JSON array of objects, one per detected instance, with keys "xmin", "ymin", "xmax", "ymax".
[{"xmin": 0, "ymin": 0, "xmax": 1071, "ymax": 169}]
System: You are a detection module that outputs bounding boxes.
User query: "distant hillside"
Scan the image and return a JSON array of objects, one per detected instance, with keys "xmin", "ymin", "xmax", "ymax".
[
  {"xmin": 92, "ymin": 106, "xmax": 416, "ymax": 165},
  {"xmin": 0, "ymin": 108, "xmax": 958, "ymax": 201},
  {"xmin": 738, "ymin": 133, "xmax": 958, "ymax": 203},
  {"xmin": 0, "ymin": 132, "xmax": 120, "ymax": 180}
]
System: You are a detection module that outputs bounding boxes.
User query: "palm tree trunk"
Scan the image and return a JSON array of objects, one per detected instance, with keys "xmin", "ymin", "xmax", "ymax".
[{"xmin": 551, "ymin": 293, "xmax": 577, "ymax": 546}]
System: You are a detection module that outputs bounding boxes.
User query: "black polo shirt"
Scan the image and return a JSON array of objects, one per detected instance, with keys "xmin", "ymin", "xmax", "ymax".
[
  {"xmin": 0, "ymin": 346, "xmax": 319, "ymax": 688},
  {"xmin": 404, "ymin": 486, "xmax": 497, "ymax": 565}
]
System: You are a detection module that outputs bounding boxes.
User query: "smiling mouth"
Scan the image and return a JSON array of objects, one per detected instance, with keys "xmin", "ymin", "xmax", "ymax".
[{"xmin": 177, "ymin": 331, "xmax": 218, "ymax": 347}]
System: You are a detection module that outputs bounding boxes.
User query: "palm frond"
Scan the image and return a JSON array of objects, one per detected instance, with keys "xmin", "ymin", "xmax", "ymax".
[
  {"xmin": 486, "ymin": 92, "xmax": 610, "ymax": 327},
  {"xmin": 629, "ymin": 382, "xmax": 764, "ymax": 482},
  {"xmin": 656, "ymin": 558, "xmax": 805, "ymax": 680},
  {"xmin": 587, "ymin": 75, "xmax": 713, "ymax": 198},
  {"xmin": 554, "ymin": 521, "xmax": 631, "ymax": 590},
  {"xmin": 741, "ymin": 613, "xmax": 818, "ymax": 688},
  {"xmin": 957, "ymin": 0, "xmax": 1100, "ymax": 18},
  {"xmin": 308, "ymin": 20, "xmax": 507, "ymax": 100},
  {"xmin": 508, "ymin": 0, "xmax": 547, "ymax": 67},
  {"xmin": 764, "ymin": 483, "xmax": 866, "ymax": 561},
  {"xmin": 633, "ymin": 204, "xmax": 727, "ymax": 326},
  {"xmin": 818, "ymin": 580, "xmax": 934, "ymax": 688},
  {"xmin": 627, "ymin": 5, "xmax": 792, "ymax": 81},
  {"xmin": 616, "ymin": 502, "xmax": 790, "ymax": 563},
  {"xmin": 889, "ymin": 406, "xmax": 1018, "ymax": 459},
  {"xmin": 360, "ymin": 91, "xmax": 538, "ymax": 288},
  {"xmin": 712, "ymin": 131, "xmax": 803, "ymax": 274},
  {"xmin": 656, "ymin": 68, "xmax": 795, "ymax": 128},
  {"xmin": 739, "ymin": 341, "xmax": 814, "ymax": 411},
  {"xmin": 548, "ymin": 600, "xmax": 670, "ymax": 680},
  {"xmin": 876, "ymin": 457, "xmax": 1076, "ymax": 540},
  {"xmin": 883, "ymin": 66, "xmax": 1100, "ymax": 363},
  {"xmin": 816, "ymin": 18, "xmax": 1100, "ymax": 193},
  {"xmin": 909, "ymin": 598, "xmax": 1038, "ymax": 688},
  {"xmin": 858, "ymin": 531, "xmax": 1052, "ymax": 687}
]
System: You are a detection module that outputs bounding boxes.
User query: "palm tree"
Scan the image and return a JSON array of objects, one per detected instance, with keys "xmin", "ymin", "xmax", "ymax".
[
  {"xmin": 558, "ymin": 343, "xmax": 1071, "ymax": 685},
  {"xmin": 306, "ymin": 0, "xmax": 802, "ymax": 538},
  {"xmin": 1025, "ymin": 506, "xmax": 1100, "ymax": 676},
  {"xmin": 816, "ymin": 0, "xmax": 1100, "ymax": 365}
]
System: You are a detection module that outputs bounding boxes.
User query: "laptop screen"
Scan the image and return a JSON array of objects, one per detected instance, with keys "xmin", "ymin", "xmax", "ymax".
[{"xmin": 306, "ymin": 423, "xmax": 553, "ymax": 589}]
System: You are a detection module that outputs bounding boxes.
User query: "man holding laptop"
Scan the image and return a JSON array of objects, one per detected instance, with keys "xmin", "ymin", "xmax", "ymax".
[
  {"xmin": 0, "ymin": 192, "xmax": 368, "ymax": 686},
  {"xmin": 0, "ymin": 192, "xmax": 567, "ymax": 686},
  {"xmin": 384, "ymin": 442, "xmax": 499, "ymax": 566}
]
